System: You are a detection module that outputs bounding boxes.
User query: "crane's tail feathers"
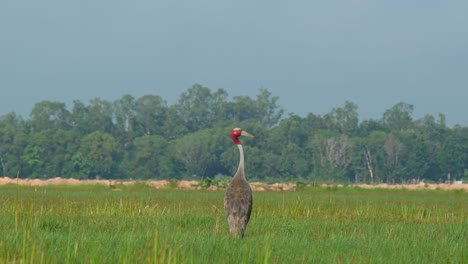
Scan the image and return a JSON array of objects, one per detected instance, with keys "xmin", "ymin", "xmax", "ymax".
[{"xmin": 227, "ymin": 215, "xmax": 247, "ymax": 238}]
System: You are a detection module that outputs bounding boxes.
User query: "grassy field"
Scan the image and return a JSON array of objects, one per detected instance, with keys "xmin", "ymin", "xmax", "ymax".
[{"xmin": 0, "ymin": 184, "xmax": 466, "ymax": 264}]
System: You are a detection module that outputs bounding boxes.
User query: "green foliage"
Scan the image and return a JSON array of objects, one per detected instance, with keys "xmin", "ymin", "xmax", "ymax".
[
  {"xmin": 1, "ymin": 86, "xmax": 468, "ymax": 183},
  {"xmin": 78, "ymin": 131, "xmax": 118, "ymax": 179},
  {"xmin": 197, "ymin": 177, "xmax": 214, "ymax": 187},
  {"xmin": 382, "ymin": 102, "xmax": 414, "ymax": 131},
  {"xmin": 30, "ymin": 101, "xmax": 71, "ymax": 131},
  {"xmin": 174, "ymin": 128, "xmax": 220, "ymax": 178},
  {"xmin": 124, "ymin": 135, "xmax": 176, "ymax": 179},
  {"xmin": 324, "ymin": 101, "xmax": 359, "ymax": 135},
  {"xmin": 197, "ymin": 174, "xmax": 231, "ymax": 188}
]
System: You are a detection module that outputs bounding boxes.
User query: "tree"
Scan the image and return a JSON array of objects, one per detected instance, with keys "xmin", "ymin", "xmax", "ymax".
[
  {"xmin": 310, "ymin": 131, "xmax": 351, "ymax": 181},
  {"xmin": 382, "ymin": 102, "xmax": 414, "ymax": 132},
  {"xmin": 362, "ymin": 131, "xmax": 386, "ymax": 183},
  {"xmin": 21, "ymin": 144, "xmax": 44, "ymax": 178},
  {"xmin": 210, "ymin": 88, "xmax": 230, "ymax": 125},
  {"xmin": 383, "ymin": 134, "xmax": 404, "ymax": 183},
  {"xmin": 123, "ymin": 135, "xmax": 177, "ymax": 179},
  {"xmin": 21, "ymin": 129, "xmax": 79, "ymax": 178},
  {"xmin": 113, "ymin": 94, "xmax": 137, "ymax": 134},
  {"xmin": 0, "ymin": 113, "xmax": 27, "ymax": 177},
  {"xmin": 438, "ymin": 127, "xmax": 467, "ymax": 181},
  {"xmin": 71, "ymin": 99, "xmax": 115, "ymax": 134},
  {"xmin": 176, "ymin": 84, "xmax": 217, "ymax": 132},
  {"xmin": 357, "ymin": 119, "xmax": 385, "ymax": 137},
  {"xmin": 135, "ymin": 95, "xmax": 168, "ymax": 137},
  {"xmin": 30, "ymin": 101, "xmax": 71, "ymax": 132},
  {"xmin": 348, "ymin": 137, "xmax": 372, "ymax": 184},
  {"xmin": 269, "ymin": 114, "xmax": 308, "ymax": 150},
  {"xmin": 228, "ymin": 89, "xmax": 284, "ymax": 128},
  {"xmin": 71, "ymin": 151, "xmax": 92, "ymax": 179},
  {"xmin": 268, "ymin": 115, "xmax": 311, "ymax": 179},
  {"xmin": 254, "ymin": 89, "xmax": 284, "ymax": 128},
  {"xmin": 227, "ymin": 95, "xmax": 257, "ymax": 124},
  {"xmin": 70, "ymin": 100, "xmax": 89, "ymax": 134},
  {"xmin": 174, "ymin": 129, "xmax": 221, "ymax": 179},
  {"xmin": 161, "ymin": 106, "xmax": 187, "ymax": 141},
  {"xmin": 78, "ymin": 131, "xmax": 119, "ymax": 179},
  {"xmin": 3, "ymin": 84, "xmax": 468, "ymax": 184},
  {"xmin": 415, "ymin": 114, "xmax": 447, "ymax": 180},
  {"xmin": 324, "ymin": 101, "xmax": 359, "ymax": 135},
  {"xmin": 278, "ymin": 143, "xmax": 310, "ymax": 180}
]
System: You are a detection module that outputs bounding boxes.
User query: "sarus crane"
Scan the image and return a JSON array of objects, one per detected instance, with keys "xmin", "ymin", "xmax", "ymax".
[{"xmin": 224, "ymin": 128, "xmax": 255, "ymax": 238}]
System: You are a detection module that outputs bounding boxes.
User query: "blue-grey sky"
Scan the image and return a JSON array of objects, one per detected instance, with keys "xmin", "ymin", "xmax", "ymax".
[{"xmin": 1, "ymin": 1, "xmax": 467, "ymax": 126}]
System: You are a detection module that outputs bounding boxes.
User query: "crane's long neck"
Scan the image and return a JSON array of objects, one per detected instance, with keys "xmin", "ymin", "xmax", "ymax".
[{"xmin": 234, "ymin": 143, "xmax": 245, "ymax": 180}]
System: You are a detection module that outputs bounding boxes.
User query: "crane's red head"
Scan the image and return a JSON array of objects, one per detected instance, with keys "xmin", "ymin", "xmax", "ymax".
[{"xmin": 231, "ymin": 128, "xmax": 255, "ymax": 145}]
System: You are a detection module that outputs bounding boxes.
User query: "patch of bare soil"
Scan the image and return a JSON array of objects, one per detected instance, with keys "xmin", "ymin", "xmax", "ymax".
[
  {"xmin": 0, "ymin": 177, "xmax": 466, "ymax": 191},
  {"xmin": 351, "ymin": 181, "xmax": 468, "ymax": 191}
]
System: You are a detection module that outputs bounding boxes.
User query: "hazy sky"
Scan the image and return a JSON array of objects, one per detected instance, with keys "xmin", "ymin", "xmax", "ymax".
[{"xmin": 1, "ymin": 1, "xmax": 467, "ymax": 126}]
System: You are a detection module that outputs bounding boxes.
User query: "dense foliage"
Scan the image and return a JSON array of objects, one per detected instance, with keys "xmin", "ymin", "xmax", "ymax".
[{"xmin": 1, "ymin": 84, "xmax": 467, "ymax": 183}]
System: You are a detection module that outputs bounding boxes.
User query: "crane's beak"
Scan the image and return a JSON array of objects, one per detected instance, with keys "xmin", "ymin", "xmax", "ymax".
[{"xmin": 241, "ymin": 130, "xmax": 255, "ymax": 139}]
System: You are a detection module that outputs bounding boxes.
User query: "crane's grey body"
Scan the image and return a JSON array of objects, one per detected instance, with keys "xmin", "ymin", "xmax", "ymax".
[{"xmin": 224, "ymin": 129, "xmax": 254, "ymax": 238}]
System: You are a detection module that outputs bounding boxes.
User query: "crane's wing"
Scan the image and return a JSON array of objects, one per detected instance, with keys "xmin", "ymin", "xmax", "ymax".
[
  {"xmin": 224, "ymin": 185, "xmax": 252, "ymax": 221},
  {"xmin": 224, "ymin": 182, "xmax": 252, "ymax": 237}
]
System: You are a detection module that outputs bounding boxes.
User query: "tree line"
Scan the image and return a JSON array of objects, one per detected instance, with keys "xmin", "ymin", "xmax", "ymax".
[{"xmin": 1, "ymin": 84, "xmax": 467, "ymax": 183}]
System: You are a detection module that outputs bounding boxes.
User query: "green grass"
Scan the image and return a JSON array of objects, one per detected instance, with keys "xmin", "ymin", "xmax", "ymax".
[{"xmin": 0, "ymin": 184, "xmax": 466, "ymax": 263}]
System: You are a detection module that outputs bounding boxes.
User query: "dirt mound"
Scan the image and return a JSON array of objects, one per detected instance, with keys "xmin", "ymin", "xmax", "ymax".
[
  {"xmin": 350, "ymin": 182, "xmax": 468, "ymax": 191},
  {"xmin": 0, "ymin": 177, "xmax": 466, "ymax": 191}
]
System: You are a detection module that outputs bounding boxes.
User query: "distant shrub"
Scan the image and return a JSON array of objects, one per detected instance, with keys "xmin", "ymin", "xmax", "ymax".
[
  {"xmin": 295, "ymin": 181, "xmax": 307, "ymax": 191},
  {"xmin": 164, "ymin": 180, "xmax": 179, "ymax": 190}
]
